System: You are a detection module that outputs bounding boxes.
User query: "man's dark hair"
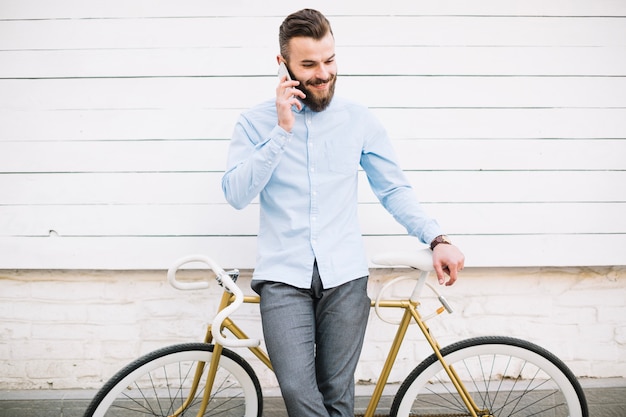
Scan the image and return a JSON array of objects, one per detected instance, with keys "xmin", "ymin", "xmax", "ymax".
[{"xmin": 279, "ymin": 9, "xmax": 333, "ymax": 61}]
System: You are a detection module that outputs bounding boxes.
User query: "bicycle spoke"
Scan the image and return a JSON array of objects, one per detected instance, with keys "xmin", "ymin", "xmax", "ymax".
[
  {"xmin": 84, "ymin": 344, "xmax": 261, "ymax": 417},
  {"xmin": 421, "ymin": 374, "xmax": 467, "ymax": 413}
]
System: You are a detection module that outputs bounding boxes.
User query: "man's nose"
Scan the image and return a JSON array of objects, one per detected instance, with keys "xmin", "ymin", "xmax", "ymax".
[{"xmin": 316, "ymin": 65, "xmax": 331, "ymax": 80}]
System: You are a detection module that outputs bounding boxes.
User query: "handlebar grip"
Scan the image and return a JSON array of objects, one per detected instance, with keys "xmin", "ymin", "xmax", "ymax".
[{"xmin": 167, "ymin": 255, "xmax": 220, "ymax": 290}]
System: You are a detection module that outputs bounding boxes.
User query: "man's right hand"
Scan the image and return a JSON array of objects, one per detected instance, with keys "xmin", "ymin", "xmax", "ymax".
[{"xmin": 276, "ymin": 76, "xmax": 305, "ymax": 132}]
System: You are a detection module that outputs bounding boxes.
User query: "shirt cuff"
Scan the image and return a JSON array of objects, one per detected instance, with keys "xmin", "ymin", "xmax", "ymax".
[{"xmin": 271, "ymin": 125, "xmax": 293, "ymax": 148}]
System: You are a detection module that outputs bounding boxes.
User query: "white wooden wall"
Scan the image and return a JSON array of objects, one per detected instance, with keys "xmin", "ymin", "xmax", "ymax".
[{"xmin": 1, "ymin": 0, "xmax": 625, "ymax": 270}]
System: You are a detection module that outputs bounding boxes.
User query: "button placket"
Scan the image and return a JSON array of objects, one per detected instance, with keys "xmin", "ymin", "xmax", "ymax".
[{"xmin": 306, "ymin": 112, "xmax": 319, "ymax": 247}]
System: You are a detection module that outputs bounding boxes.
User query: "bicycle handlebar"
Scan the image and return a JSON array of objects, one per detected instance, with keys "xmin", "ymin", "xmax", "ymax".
[
  {"xmin": 167, "ymin": 255, "xmax": 260, "ymax": 348},
  {"xmin": 371, "ymin": 248, "xmax": 453, "ymax": 322},
  {"xmin": 167, "ymin": 255, "xmax": 215, "ymax": 290}
]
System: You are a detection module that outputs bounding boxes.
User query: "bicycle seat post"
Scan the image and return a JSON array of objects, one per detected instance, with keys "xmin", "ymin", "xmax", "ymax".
[{"xmin": 409, "ymin": 270, "xmax": 430, "ymax": 303}]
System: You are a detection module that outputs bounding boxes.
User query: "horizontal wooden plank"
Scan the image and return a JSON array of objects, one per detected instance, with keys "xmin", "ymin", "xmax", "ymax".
[
  {"xmin": 361, "ymin": 202, "xmax": 626, "ymax": 236},
  {"xmin": 0, "ymin": 204, "xmax": 259, "ymax": 237},
  {"xmin": 1, "ymin": 202, "xmax": 623, "ymax": 237},
  {"xmin": 2, "ymin": 46, "xmax": 625, "ymax": 78},
  {"xmin": 332, "ymin": 16, "xmax": 626, "ymax": 48},
  {"xmin": 2, "ymin": 139, "xmax": 624, "ymax": 173},
  {"xmin": 3, "ymin": 76, "xmax": 626, "ymax": 110},
  {"xmin": 2, "ymin": 16, "xmax": 625, "ymax": 50},
  {"xmin": 3, "ymin": 0, "xmax": 625, "ymax": 19},
  {"xmin": 0, "ymin": 109, "xmax": 239, "ymax": 141},
  {"xmin": 367, "ymin": 234, "xmax": 626, "ymax": 268},
  {"xmin": 1, "ymin": 171, "xmax": 624, "ymax": 205},
  {"xmin": 1, "ymin": 233, "xmax": 624, "ymax": 269},
  {"xmin": 342, "ymin": 76, "xmax": 626, "ymax": 108},
  {"xmin": 374, "ymin": 108, "xmax": 626, "ymax": 140},
  {"xmin": 0, "ymin": 77, "xmax": 275, "ymax": 110},
  {"xmin": 2, "ymin": 108, "xmax": 625, "ymax": 142},
  {"xmin": 0, "ymin": 140, "xmax": 230, "ymax": 173},
  {"xmin": 0, "ymin": 47, "xmax": 275, "ymax": 79},
  {"xmin": 339, "ymin": 46, "xmax": 626, "ymax": 77},
  {"xmin": 393, "ymin": 139, "xmax": 626, "ymax": 171}
]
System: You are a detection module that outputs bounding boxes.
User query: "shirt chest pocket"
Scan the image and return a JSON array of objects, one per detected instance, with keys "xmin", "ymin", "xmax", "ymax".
[{"xmin": 323, "ymin": 140, "xmax": 361, "ymax": 175}]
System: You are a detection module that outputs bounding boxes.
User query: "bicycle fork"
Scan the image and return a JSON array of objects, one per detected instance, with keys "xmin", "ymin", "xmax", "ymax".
[
  {"xmin": 169, "ymin": 291, "xmax": 232, "ymax": 417},
  {"xmin": 408, "ymin": 301, "xmax": 490, "ymax": 417}
]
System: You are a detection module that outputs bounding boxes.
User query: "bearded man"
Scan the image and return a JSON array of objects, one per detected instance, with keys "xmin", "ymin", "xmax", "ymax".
[{"xmin": 222, "ymin": 9, "xmax": 464, "ymax": 417}]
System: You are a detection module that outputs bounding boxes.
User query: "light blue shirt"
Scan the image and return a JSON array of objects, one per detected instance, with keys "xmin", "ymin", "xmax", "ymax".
[{"xmin": 222, "ymin": 96, "xmax": 443, "ymax": 289}]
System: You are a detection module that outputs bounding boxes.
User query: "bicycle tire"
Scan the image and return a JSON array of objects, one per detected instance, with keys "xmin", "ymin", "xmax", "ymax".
[
  {"xmin": 83, "ymin": 343, "xmax": 262, "ymax": 417},
  {"xmin": 390, "ymin": 336, "xmax": 588, "ymax": 417}
]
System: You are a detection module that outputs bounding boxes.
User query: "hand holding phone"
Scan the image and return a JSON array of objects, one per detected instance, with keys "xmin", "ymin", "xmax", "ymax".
[{"xmin": 276, "ymin": 61, "xmax": 303, "ymax": 132}]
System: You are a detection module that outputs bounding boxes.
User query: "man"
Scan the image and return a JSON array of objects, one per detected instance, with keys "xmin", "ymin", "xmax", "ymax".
[{"xmin": 222, "ymin": 9, "xmax": 465, "ymax": 417}]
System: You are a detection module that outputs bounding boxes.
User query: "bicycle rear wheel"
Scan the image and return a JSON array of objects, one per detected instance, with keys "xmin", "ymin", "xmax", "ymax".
[
  {"xmin": 83, "ymin": 343, "xmax": 262, "ymax": 417},
  {"xmin": 391, "ymin": 336, "xmax": 587, "ymax": 417}
]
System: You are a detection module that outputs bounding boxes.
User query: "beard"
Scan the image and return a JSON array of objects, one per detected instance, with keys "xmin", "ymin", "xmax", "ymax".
[{"xmin": 294, "ymin": 73, "xmax": 337, "ymax": 112}]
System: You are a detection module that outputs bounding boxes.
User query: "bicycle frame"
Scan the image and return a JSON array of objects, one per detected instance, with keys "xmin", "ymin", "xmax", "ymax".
[
  {"xmin": 165, "ymin": 253, "xmax": 487, "ymax": 417},
  {"xmin": 194, "ymin": 278, "xmax": 486, "ymax": 417}
]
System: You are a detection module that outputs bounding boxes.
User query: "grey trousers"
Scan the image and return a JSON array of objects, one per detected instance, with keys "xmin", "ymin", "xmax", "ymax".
[{"xmin": 253, "ymin": 265, "xmax": 370, "ymax": 417}]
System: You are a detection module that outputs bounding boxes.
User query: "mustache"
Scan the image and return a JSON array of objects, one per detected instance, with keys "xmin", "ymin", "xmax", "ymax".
[{"xmin": 306, "ymin": 73, "xmax": 336, "ymax": 86}]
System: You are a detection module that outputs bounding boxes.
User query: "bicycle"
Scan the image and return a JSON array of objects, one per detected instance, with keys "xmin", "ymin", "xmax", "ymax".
[{"xmin": 83, "ymin": 249, "xmax": 588, "ymax": 417}]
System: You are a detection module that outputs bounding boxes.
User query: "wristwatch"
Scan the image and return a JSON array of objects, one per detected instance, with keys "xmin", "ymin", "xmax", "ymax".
[{"xmin": 430, "ymin": 235, "xmax": 452, "ymax": 251}]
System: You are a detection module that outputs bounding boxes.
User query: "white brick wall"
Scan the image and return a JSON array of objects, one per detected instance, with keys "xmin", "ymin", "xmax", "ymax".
[{"xmin": 1, "ymin": 267, "xmax": 624, "ymax": 390}]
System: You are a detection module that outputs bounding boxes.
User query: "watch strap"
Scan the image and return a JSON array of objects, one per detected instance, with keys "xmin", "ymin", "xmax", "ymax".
[{"xmin": 430, "ymin": 235, "xmax": 452, "ymax": 250}]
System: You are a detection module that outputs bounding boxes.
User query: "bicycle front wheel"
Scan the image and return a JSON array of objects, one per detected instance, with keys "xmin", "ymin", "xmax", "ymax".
[
  {"xmin": 84, "ymin": 343, "xmax": 262, "ymax": 417},
  {"xmin": 391, "ymin": 336, "xmax": 588, "ymax": 417}
]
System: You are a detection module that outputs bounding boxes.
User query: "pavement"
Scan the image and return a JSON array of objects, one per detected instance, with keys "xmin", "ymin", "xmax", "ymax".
[{"xmin": 0, "ymin": 378, "xmax": 624, "ymax": 416}]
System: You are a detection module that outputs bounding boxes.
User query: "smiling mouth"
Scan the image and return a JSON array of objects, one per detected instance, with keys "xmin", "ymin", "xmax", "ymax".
[
  {"xmin": 307, "ymin": 75, "xmax": 334, "ymax": 88},
  {"xmin": 308, "ymin": 79, "xmax": 332, "ymax": 91}
]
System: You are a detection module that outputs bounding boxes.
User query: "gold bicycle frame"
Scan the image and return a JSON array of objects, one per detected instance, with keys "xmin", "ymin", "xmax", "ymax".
[{"xmin": 185, "ymin": 287, "xmax": 487, "ymax": 417}]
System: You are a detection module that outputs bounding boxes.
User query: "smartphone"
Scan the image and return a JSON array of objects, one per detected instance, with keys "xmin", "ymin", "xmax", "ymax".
[{"xmin": 278, "ymin": 61, "xmax": 291, "ymax": 81}]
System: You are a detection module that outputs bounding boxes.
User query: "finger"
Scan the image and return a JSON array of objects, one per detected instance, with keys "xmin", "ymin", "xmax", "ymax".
[
  {"xmin": 286, "ymin": 86, "xmax": 305, "ymax": 99},
  {"xmin": 445, "ymin": 265, "xmax": 458, "ymax": 286},
  {"xmin": 433, "ymin": 263, "xmax": 446, "ymax": 285},
  {"xmin": 280, "ymin": 79, "xmax": 299, "ymax": 89},
  {"xmin": 276, "ymin": 80, "xmax": 297, "ymax": 97}
]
